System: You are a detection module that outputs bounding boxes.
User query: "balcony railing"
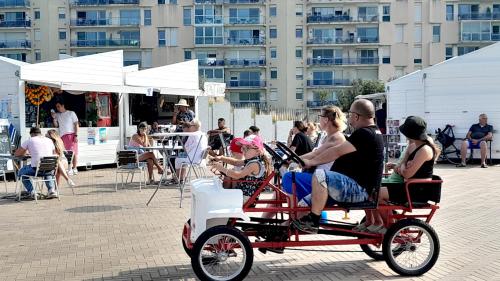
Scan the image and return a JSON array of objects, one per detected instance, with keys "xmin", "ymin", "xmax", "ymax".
[
  {"xmin": 307, "ymin": 14, "xmax": 379, "ymax": 23},
  {"xmin": 307, "ymin": 36, "xmax": 379, "ymax": 44},
  {"xmin": 227, "ymin": 80, "xmax": 266, "ymax": 88},
  {"xmin": 0, "ymin": 0, "xmax": 30, "ymax": 8},
  {"xmin": 226, "ymin": 16, "xmax": 264, "ymax": 25},
  {"xmin": 461, "ymin": 32, "xmax": 500, "ymax": 41},
  {"xmin": 0, "ymin": 40, "xmax": 31, "ymax": 48},
  {"xmin": 194, "ymin": 0, "xmax": 223, "ymax": 4},
  {"xmin": 194, "ymin": 15, "xmax": 223, "ymax": 25},
  {"xmin": 198, "ymin": 58, "xmax": 225, "ymax": 66},
  {"xmin": 223, "ymin": 0, "xmax": 264, "ymax": 4},
  {"xmin": 307, "ymin": 100, "xmax": 337, "ymax": 107},
  {"xmin": 458, "ymin": 12, "xmax": 500, "ymax": 20},
  {"xmin": 226, "ymin": 36, "xmax": 265, "ymax": 45},
  {"xmin": 0, "ymin": 20, "xmax": 31, "ymax": 28},
  {"xmin": 70, "ymin": 0, "xmax": 139, "ymax": 6},
  {"xmin": 307, "ymin": 57, "xmax": 379, "ymax": 65},
  {"xmin": 70, "ymin": 18, "xmax": 140, "ymax": 27},
  {"xmin": 231, "ymin": 102, "xmax": 267, "ymax": 108},
  {"xmin": 225, "ymin": 58, "xmax": 265, "ymax": 67},
  {"xmin": 123, "ymin": 60, "xmax": 141, "ymax": 67},
  {"xmin": 70, "ymin": 39, "xmax": 140, "ymax": 47},
  {"xmin": 307, "ymin": 79, "xmax": 351, "ymax": 87}
]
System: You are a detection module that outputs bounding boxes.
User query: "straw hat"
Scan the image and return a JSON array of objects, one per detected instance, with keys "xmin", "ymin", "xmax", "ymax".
[{"xmin": 175, "ymin": 99, "xmax": 189, "ymax": 107}]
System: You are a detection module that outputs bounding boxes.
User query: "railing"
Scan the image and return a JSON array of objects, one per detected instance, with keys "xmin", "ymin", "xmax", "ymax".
[
  {"xmin": 307, "ymin": 14, "xmax": 352, "ymax": 23},
  {"xmin": 0, "ymin": 0, "xmax": 30, "ymax": 8},
  {"xmin": 198, "ymin": 58, "xmax": 225, "ymax": 66},
  {"xmin": 492, "ymin": 34, "xmax": 500, "ymax": 41},
  {"xmin": 230, "ymin": 102, "xmax": 267, "ymax": 108},
  {"xmin": 194, "ymin": 15, "xmax": 223, "ymax": 25},
  {"xmin": 307, "ymin": 100, "xmax": 338, "ymax": 107},
  {"xmin": 227, "ymin": 80, "xmax": 266, "ymax": 88},
  {"xmin": 0, "ymin": 40, "xmax": 31, "ymax": 48},
  {"xmin": 461, "ymin": 32, "xmax": 497, "ymax": 41},
  {"xmin": 223, "ymin": 0, "xmax": 264, "ymax": 4},
  {"xmin": 458, "ymin": 12, "xmax": 500, "ymax": 20},
  {"xmin": 226, "ymin": 36, "xmax": 265, "ymax": 45},
  {"xmin": 70, "ymin": 18, "xmax": 140, "ymax": 26},
  {"xmin": 194, "ymin": 0, "xmax": 223, "ymax": 4},
  {"xmin": 226, "ymin": 16, "xmax": 264, "ymax": 25},
  {"xmin": 225, "ymin": 58, "xmax": 265, "ymax": 66},
  {"xmin": 70, "ymin": 0, "xmax": 139, "ymax": 6},
  {"xmin": 307, "ymin": 36, "xmax": 379, "ymax": 44},
  {"xmin": 307, "ymin": 79, "xmax": 351, "ymax": 87},
  {"xmin": 123, "ymin": 60, "xmax": 141, "ymax": 66},
  {"xmin": 70, "ymin": 39, "xmax": 140, "ymax": 47},
  {"xmin": 307, "ymin": 57, "xmax": 379, "ymax": 65},
  {"xmin": 0, "ymin": 20, "xmax": 31, "ymax": 28}
]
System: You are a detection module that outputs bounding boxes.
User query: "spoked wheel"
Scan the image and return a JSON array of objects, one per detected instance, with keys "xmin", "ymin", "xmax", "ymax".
[
  {"xmin": 191, "ymin": 225, "xmax": 253, "ymax": 281},
  {"xmin": 182, "ymin": 219, "xmax": 192, "ymax": 257},
  {"xmin": 361, "ymin": 243, "xmax": 384, "ymax": 261},
  {"xmin": 383, "ymin": 219, "xmax": 440, "ymax": 276}
]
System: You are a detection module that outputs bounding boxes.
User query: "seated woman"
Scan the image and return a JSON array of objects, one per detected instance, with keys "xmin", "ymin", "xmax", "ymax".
[
  {"xmin": 359, "ymin": 116, "xmax": 440, "ymax": 234},
  {"xmin": 128, "ymin": 122, "xmax": 164, "ymax": 184},
  {"xmin": 286, "ymin": 121, "xmax": 314, "ymax": 156},
  {"xmin": 211, "ymin": 135, "xmax": 271, "ymax": 203},
  {"xmin": 46, "ymin": 129, "xmax": 76, "ymax": 188},
  {"xmin": 282, "ymin": 106, "xmax": 347, "ymax": 206}
]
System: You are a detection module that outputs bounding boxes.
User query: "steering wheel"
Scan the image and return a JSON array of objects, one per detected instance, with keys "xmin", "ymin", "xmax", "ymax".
[
  {"xmin": 264, "ymin": 143, "xmax": 284, "ymax": 163},
  {"xmin": 276, "ymin": 142, "xmax": 305, "ymax": 167}
]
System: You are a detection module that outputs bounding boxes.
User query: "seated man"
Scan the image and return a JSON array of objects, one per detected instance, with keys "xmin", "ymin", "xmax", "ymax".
[
  {"xmin": 207, "ymin": 118, "xmax": 231, "ymax": 156},
  {"xmin": 457, "ymin": 113, "xmax": 493, "ymax": 168},
  {"xmin": 291, "ymin": 99, "xmax": 385, "ymax": 234},
  {"xmin": 15, "ymin": 127, "xmax": 58, "ymax": 199}
]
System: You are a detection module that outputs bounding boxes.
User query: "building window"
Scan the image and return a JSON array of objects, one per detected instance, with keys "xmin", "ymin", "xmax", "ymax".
[
  {"xmin": 58, "ymin": 30, "xmax": 66, "ymax": 40},
  {"xmin": 295, "ymin": 27, "xmax": 303, "ymax": 38},
  {"xmin": 184, "ymin": 50, "xmax": 192, "ymax": 60},
  {"xmin": 415, "ymin": 3, "xmax": 422, "ymax": 22},
  {"xmin": 445, "ymin": 46, "xmax": 453, "ymax": 60},
  {"xmin": 269, "ymin": 5, "xmax": 277, "ymax": 17},
  {"xmin": 270, "ymin": 68, "xmax": 277, "ymax": 79},
  {"xmin": 382, "ymin": 5, "xmax": 390, "ymax": 22},
  {"xmin": 270, "ymin": 89, "xmax": 278, "ymax": 101},
  {"xmin": 59, "ymin": 49, "xmax": 67, "ymax": 55},
  {"xmin": 183, "ymin": 7, "xmax": 191, "ymax": 26},
  {"xmin": 414, "ymin": 46, "xmax": 422, "ymax": 64},
  {"xmin": 144, "ymin": 10, "xmax": 152, "ymax": 26},
  {"xmin": 432, "ymin": 25, "xmax": 441, "ymax": 43},
  {"xmin": 295, "ymin": 68, "xmax": 303, "ymax": 80},
  {"xmin": 446, "ymin": 4, "xmax": 454, "ymax": 21},
  {"xmin": 295, "ymin": 88, "xmax": 303, "ymax": 100},
  {"xmin": 34, "ymin": 30, "xmax": 41, "ymax": 41},
  {"xmin": 58, "ymin": 8, "xmax": 66, "ymax": 19},
  {"xmin": 158, "ymin": 28, "xmax": 178, "ymax": 46},
  {"xmin": 159, "ymin": 0, "xmax": 177, "ymax": 4},
  {"xmin": 396, "ymin": 24, "xmax": 404, "ymax": 43},
  {"xmin": 270, "ymin": 47, "xmax": 277, "ymax": 58},
  {"xmin": 34, "ymin": 10, "xmax": 40, "ymax": 19},
  {"xmin": 382, "ymin": 47, "xmax": 390, "ymax": 64},
  {"xmin": 414, "ymin": 24, "xmax": 422, "ymax": 43},
  {"xmin": 195, "ymin": 26, "xmax": 223, "ymax": 45},
  {"xmin": 295, "ymin": 47, "xmax": 302, "ymax": 58},
  {"xmin": 295, "ymin": 4, "xmax": 303, "ymax": 16},
  {"xmin": 35, "ymin": 50, "xmax": 41, "ymax": 61},
  {"xmin": 394, "ymin": 66, "xmax": 405, "ymax": 78},
  {"xmin": 458, "ymin": 46, "xmax": 479, "ymax": 56},
  {"xmin": 270, "ymin": 28, "xmax": 277, "ymax": 39}
]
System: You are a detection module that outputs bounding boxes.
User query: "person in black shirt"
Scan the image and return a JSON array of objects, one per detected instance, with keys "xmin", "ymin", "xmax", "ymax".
[
  {"xmin": 375, "ymin": 102, "xmax": 387, "ymax": 134},
  {"xmin": 287, "ymin": 121, "xmax": 314, "ymax": 156},
  {"xmin": 457, "ymin": 113, "xmax": 493, "ymax": 168},
  {"xmin": 292, "ymin": 99, "xmax": 384, "ymax": 234}
]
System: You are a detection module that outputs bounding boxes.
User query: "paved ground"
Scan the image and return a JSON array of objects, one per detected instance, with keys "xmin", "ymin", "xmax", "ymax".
[{"xmin": 1, "ymin": 164, "xmax": 499, "ymax": 281}]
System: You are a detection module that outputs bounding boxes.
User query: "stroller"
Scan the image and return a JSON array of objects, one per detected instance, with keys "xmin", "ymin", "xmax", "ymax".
[{"xmin": 435, "ymin": 125, "xmax": 471, "ymax": 164}]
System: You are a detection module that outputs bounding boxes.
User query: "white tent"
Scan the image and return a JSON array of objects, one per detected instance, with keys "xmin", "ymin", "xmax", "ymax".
[{"xmin": 386, "ymin": 42, "xmax": 500, "ymax": 159}]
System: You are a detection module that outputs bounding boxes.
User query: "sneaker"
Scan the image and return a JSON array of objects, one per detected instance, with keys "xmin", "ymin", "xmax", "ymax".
[
  {"xmin": 481, "ymin": 163, "xmax": 488, "ymax": 168},
  {"xmin": 47, "ymin": 190, "xmax": 58, "ymax": 199},
  {"xmin": 67, "ymin": 179, "xmax": 76, "ymax": 187},
  {"xmin": 67, "ymin": 169, "xmax": 74, "ymax": 176},
  {"xmin": 72, "ymin": 168, "xmax": 78, "ymax": 175},
  {"xmin": 367, "ymin": 224, "xmax": 384, "ymax": 233},
  {"xmin": 377, "ymin": 227, "xmax": 387, "ymax": 235},
  {"xmin": 352, "ymin": 223, "xmax": 368, "ymax": 232},
  {"xmin": 456, "ymin": 163, "xmax": 466, "ymax": 168},
  {"xmin": 291, "ymin": 213, "xmax": 320, "ymax": 234}
]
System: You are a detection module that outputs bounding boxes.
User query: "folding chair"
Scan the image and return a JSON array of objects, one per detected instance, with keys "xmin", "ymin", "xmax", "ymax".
[
  {"xmin": 115, "ymin": 150, "xmax": 147, "ymax": 192},
  {"xmin": 18, "ymin": 156, "xmax": 59, "ymax": 203},
  {"xmin": 0, "ymin": 159, "xmax": 7, "ymax": 194},
  {"xmin": 63, "ymin": 150, "xmax": 75, "ymax": 194}
]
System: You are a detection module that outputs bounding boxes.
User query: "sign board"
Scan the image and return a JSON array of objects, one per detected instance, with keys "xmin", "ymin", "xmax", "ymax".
[
  {"xmin": 87, "ymin": 127, "xmax": 96, "ymax": 145},
  {"xmin": 203, "ymin": 82, "xmax": 226, "ymax": 97},
  {"xmin": 146, "ymin": 87, "xmax": 154, "ymax": 97}
]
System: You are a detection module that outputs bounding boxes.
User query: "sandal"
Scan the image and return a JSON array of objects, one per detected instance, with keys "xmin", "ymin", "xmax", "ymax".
[{"xmin": 456, "ymin": 163, "xmax": 466, "ymax": 167}]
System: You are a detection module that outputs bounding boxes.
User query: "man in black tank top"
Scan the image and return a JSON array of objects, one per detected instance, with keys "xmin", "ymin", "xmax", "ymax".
[{"xmin": 292, "ymin": 99, "xmax": 384, "ymax": 234}]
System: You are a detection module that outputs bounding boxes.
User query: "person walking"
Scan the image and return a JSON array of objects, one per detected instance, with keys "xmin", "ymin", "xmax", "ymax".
[{"xmin": 51, "ymin": 100, "xmax": 79, "ymax": 175}]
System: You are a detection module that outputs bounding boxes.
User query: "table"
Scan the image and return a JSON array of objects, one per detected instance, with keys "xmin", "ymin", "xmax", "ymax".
[{"xmin": 146, "ymin": 132, "xmax": 206, "ymax": 207}]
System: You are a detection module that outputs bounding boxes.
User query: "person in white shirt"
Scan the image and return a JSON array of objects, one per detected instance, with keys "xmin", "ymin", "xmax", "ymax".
[
  {"xmin": 51, "ymin": 100, "xmax": 79, "ymax": 175},
  {"xmin": 172, "ymin": 119, "xmax": 208, "ymax": 182},
  {"xmin": 15, "ymin": 127, "xmax": 58, "ymax": 199}
]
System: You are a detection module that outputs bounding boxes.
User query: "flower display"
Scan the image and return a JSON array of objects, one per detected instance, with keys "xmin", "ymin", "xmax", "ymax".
[{"xmin": 25, "ymin": 85, "xmax": 53, "ymax": 106}]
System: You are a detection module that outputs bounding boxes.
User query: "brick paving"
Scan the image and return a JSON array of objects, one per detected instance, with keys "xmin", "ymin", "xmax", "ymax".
[{"xmin": 0, "ymin": 164, "xmax": 499, "ymax": 281}]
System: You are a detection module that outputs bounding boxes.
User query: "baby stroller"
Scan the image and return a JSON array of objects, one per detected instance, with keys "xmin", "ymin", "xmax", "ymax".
[{"xmin": 435, "ymin": 125, "xmax": 471, "ymax": 164}]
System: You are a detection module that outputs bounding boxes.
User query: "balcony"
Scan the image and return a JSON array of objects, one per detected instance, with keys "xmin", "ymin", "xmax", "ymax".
[
  {"xmin": 0, "ymin": 40, "xmax": 31, "ymax": 49},
  {"xmin": 461, "ymin": 32, "xmax": 500, "ymax": 42},
  {"xmin": 198, "ymin": 58, "xmax": 225, "ymax": 66},
  {"xmin": 123, "ymin": 60, "xmax": 141, "ymax": 67},
  {"xmin": 225, "ymin": 58, "xmax": 265, "ymax": 67},
  {"xmin": 307, "ymin": 79, "xmax": 351, "ymax": 87},
  {"xmin": 307, "ymin": 57, "xmax": 379, "ymax": 66},
  {"xmin": 307, "ymin": 100, "xmax": 337, "ymax": 108},
  {"xmin": 223, "ymin": 0, "xmax": 264, "ymax": 4},
  {"xmin": 307, "ymin": 36, "xmax": 379, "ymax": 45},
  {"xmin": 458, "ymin": 12, "xmax": 500, "ymax": 20},
  {"xmin": 70, "ymin": 39, "xmax": 140, "ymax": 47},
  {"xmin": 227, "ymin": 80, "xmax": 266, "ymax": 88},
  {"xmin": 231, "ymin": 102, "xmax": 267, "ymax": 108},
  {"xmin": 194, "ymin": 15, "xmax": 223, "ymax": 25},
  {"xmin": 70, "ymin": 18, "xmax": 140, "ymax": 27},
  {"xmin": 226, "ymin": 36, "xmax": 265, "ymax": 45},
  {"xmin": 0, "ymin": 20, "xmax": 31, "ymax": 28},
  {"xmin": 225, "ymin": 16, "xmax": 264, "ymax": 25},
  {"xmin": 0, "ymin": 0, "xmax": 30, "ymax": 8},
  {"xmin": 70, "ymin": 0, "xmax": 139, "ymax": 6},
  {"xmin": 194, "ymin": 0, "xmax": 223, "ymax": 4}
]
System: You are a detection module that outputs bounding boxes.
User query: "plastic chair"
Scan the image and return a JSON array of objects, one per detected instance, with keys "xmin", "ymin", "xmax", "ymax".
[
  {"xmin": 18, "ymin": 156, "xmax": 59, "ymax": 203},
  {"xmin": 115, "ymin": 150, "xmax": 147, "ymax": 192}
]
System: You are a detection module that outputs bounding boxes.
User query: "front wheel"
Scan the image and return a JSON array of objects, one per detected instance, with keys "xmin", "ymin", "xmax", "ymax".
[
  {"xmin": 383, "ymin": 219, "xmax": 440, "ymax": 276},
  {"xmin": 182, "ymin": 219, "xmax": 192, "ymax": 257},
  {"xmin": 191, "ymin": 225, "xmax": 253, "ymax": 281}
]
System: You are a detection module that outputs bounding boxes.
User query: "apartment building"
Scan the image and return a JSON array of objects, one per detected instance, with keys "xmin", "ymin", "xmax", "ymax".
[{"xmin": 1, "ymin": 0, "xmax": 499, "ymax": 109}]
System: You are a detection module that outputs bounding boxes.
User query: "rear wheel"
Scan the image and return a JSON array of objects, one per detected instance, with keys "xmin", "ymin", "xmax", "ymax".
[
  {"xmin": 383, "ymin": 219, "xmax": 439, "ymax": 276},
  {"xmin": 191, "ymin": 225, "xmax": 253, "ymax": 281}
]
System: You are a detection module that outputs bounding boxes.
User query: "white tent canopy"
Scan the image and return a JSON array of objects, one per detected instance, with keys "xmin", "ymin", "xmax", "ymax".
[{"xmin": 125, "ymin": 59, "xmax": 202, "ymax": 96}]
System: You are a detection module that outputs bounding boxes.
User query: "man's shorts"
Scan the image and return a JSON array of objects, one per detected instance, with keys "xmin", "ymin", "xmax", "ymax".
[
  {"xmin": 282, "ymin": 172, "xmax": 313, "ymax": 203},
  {"xmin": 468, "ymin": 139, "xmax": 486, "ymax": 149}
]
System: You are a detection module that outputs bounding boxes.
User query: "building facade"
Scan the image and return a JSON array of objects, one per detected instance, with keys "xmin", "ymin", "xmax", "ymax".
[{"xmin": 1, "ymin": 0, "xmax": 499, "ymax": 109}]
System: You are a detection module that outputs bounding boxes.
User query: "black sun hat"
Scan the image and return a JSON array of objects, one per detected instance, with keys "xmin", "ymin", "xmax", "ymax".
[{"xmin": 399, "ymin": 116, "xmax": 428, "ymax": 141}]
